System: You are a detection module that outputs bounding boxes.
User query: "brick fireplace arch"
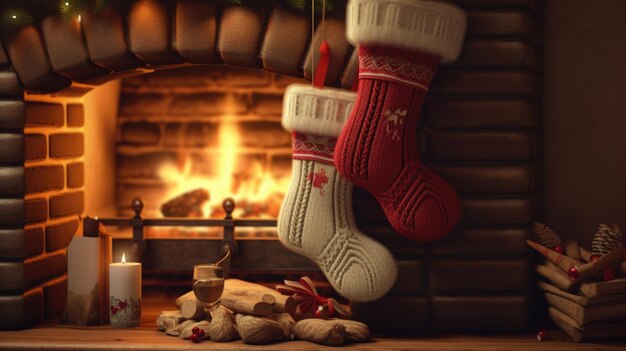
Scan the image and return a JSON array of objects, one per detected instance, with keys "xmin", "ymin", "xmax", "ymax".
[
  {"xmin": 2, "ymin": 0, "xmax": 356, "ymax": 94},
  {"xmin": 0, "ymin": 0, "xmax": 542, "ymax": 332}
]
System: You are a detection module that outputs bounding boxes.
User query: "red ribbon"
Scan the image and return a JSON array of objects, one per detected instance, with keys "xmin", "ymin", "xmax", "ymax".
[
  {"xmin": 313, "ymin": 40, "xmax": 330, "ymax": 88},
  {"xmin": 276, "ymin": 276, "xmax": 351, "ymax": 319}
]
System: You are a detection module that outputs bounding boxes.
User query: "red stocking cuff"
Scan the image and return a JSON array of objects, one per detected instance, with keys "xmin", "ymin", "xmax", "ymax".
[{"xmin": 358, "ymin": 45, "xmax": 441, "ymax": 91}]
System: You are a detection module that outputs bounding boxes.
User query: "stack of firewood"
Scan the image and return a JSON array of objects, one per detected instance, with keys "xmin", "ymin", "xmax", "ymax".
[
  {"xmin": 529, "ymin": 222, "xmax": 626, "ymax": 342},
  {"xmin": 156, "ymin": 279, "xmax": 370, "ymax": 346}
]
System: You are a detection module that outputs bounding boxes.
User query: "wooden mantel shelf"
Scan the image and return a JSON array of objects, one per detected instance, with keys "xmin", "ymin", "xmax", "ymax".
[{"xmin": 1, "ymin": 292, "xmax": 625, "ymax": 351}]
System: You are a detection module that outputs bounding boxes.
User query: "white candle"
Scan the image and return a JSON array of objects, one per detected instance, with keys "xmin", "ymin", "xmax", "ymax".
[{"xmin": 109, "ymin": 253, "xmax": 142, "ymax": 327}]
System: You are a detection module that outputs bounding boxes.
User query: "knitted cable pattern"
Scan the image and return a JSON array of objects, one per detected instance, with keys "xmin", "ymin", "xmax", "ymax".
[{"xmin": 278, "ymin": 83, "xmax": 397, "ymax": 301}]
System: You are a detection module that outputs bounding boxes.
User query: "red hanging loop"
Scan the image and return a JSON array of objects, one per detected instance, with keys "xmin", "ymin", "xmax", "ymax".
[{"xmin": 313, "ymin": 40, "xmax": 330, "ymax": 88}]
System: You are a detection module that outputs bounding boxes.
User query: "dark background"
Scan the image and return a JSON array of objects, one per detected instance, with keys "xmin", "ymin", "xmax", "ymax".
[{"xmin": 543, "ymin": 0, "xmax": 626, "ymax": 247}]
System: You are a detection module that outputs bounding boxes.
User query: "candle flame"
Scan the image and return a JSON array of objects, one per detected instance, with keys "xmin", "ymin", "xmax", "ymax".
[{"xmin": 122, "ymin": 253, "xmax": 126, "ymax": 264}]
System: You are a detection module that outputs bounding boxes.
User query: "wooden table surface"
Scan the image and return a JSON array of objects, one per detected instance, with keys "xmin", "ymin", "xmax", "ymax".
[{"xmin": 1, "ymin": 292, "xmax": 626, "ymax": 351}]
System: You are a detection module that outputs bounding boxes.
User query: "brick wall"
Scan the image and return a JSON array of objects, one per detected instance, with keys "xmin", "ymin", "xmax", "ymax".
[
  {"xmin": 0, "ymin": 63, "xmax": 84, "ymax": 329},
  {"xmin": 22, "ymin": 98, "xmax": 84, "ymax": 320},
  {"xmin": 116, "ymin": 66, "xmax": 305, "ymax": 218}
]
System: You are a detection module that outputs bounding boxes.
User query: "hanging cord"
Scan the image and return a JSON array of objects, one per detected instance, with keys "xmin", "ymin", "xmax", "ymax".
[
  {"xmin": 313, "ymin": 0, "xmax": 331, "ymax": 88},
  {"xmin": 321, "ymin": 0, "xmax": 326, "ymax": 40},
  {"xmin": 311, "ymin": 0, "xmax": 315, "ymax": 86}
]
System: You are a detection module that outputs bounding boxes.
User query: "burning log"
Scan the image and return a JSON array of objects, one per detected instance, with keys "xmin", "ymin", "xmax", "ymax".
[{"xmin": 161, "ymin": 189, "xmax": 209, "ymax": 217}]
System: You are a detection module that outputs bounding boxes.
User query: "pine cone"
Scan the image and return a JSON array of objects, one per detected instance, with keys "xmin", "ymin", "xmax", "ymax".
[
  {"xmin": 592, "ymin": 223, "xmax": 623, "ymax": 256},
  {"xmin": 532, "ymin": 222, "xmax": 562, "ymax": 249}
]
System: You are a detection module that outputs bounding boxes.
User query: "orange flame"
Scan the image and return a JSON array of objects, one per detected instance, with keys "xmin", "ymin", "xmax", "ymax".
[{"xmin": 157, "ymin": 119, "xmax": 290, "ymax": 218}]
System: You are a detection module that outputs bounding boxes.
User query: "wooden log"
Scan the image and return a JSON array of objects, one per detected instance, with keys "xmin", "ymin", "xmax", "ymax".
[
  {"xmin": 565, "ymin": 241, "xmax": 582, "ymax": 261},
  {"xmin": 535, "ymin": 263, "xmax": 577, "ymax": 291},
  {"xmin": 527, "ymin": 239, "xmax": 582, "ymax": 273},
  {"xmin": 579, "ymin": 246, "xmax": 592, "ymax": 263},
  {"xmin": 177, "ymin": 282, "xmax": 276, "ymax": 318},
  {"xmin": 221, "ymin": 290, "xmax": 274, "ymax": 317},
  {"xmin": 570, "ymin": 248, "xmax": 626, "ymax": 281},
  {"xmin": 175, "ymin": 291, "xmax": 206, "ymax": 320},
  {"xmin": 161, "ymin": 188, "xmax": 209, "ymax": 217},
  {"xmin": 538, "ymin": 280, "xmax": 626, "ymax": 306},
  {"xmin": 225, "ymin": 279, "xmax": 296, "ymax": 315},
  {"xmin": 544, "ymin": 291, "xmax": 626, "ymax": 327},
  {"xmin": 579, "ymin": 277, "xmax": 626, "ymax": 298},
  {"xmin": 223, "ymin": 281, "xmax": 276, "ymax": 306}
]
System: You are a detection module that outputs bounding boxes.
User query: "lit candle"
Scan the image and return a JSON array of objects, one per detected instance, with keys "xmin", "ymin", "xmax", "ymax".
[{"xmin": 109, "ymin": 253, "xmax": 141, "ymax": 327}]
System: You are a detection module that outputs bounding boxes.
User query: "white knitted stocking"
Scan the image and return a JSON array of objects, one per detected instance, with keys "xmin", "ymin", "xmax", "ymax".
[{"xmin": 278, "ymin": 85, "xmax": 397, "ymax": 302}]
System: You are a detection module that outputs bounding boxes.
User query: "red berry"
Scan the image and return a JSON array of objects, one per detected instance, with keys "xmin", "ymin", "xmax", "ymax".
[
  {"xmin": 537, "ymin": 330, "xmax": 550, "ymax": 341},
  {"xmin": 603, "ymin": 268, "xmax": 615, "ymax": 281},
  {"xmin": 554, "ymin": 246, "xmax": 564, "ymax": 254},
  {"xmin": 190, "ymin": 333, "xmax": 200, "ymax": 343},
  {"xmin": 197, "ymin": 329, "xmax": 205, "ymax": 338},
  {"xmin": 590, "ymin": 254, "xmax": 601, "ymax": 262},
  {"xmin": 191, "ymin": 327, "xmax": 200, "ymax": 335},
  {"xmin": 568, "ymin": 266, "xmax": 580, "ymax": 280}
]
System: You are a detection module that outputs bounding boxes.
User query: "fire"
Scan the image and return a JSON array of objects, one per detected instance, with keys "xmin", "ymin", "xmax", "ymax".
[{"xmin": 157, "ymin": 119, "xmax": 290, "ymax": 219}]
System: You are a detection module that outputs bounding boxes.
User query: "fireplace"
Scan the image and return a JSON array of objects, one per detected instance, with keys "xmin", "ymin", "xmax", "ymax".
[
  {"xmin": 116, "ymin": 66, "xmax": 294, "ymax": 228},
  {"xmin": 0, "ymin": 0, "xmax": 541, "ymax": 334},
  {"xmin": 90, "ymin": 66, "xmax": 322, "ymax": 277}
]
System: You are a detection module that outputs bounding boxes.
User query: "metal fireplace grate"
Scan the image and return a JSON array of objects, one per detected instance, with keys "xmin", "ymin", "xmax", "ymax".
[{"xmin": 83, "ymin": 197, "xmax": 316, "ymax": 273}]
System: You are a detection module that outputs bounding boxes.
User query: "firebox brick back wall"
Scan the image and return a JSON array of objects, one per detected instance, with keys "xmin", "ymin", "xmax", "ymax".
[
  {"xmin": 0, "ymin": 0, "xmax": 541, "ymax": 331},
  {"xmin": 116, "ymin": 67, "xmax": 299, "ymax": 218}
]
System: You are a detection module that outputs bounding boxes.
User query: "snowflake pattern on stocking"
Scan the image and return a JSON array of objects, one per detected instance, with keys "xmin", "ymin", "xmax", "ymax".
[
  {"xmin": 307, "ymin": 168, "xmax": 329, "ymax": 196},
  {"xmin": 384, "ymin": 108, "xmax": 407, "ymax": 141}
]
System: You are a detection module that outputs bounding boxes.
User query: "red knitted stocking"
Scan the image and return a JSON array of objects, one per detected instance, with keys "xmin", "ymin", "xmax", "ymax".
[{"xmin": 335, "ymin": 45, "xmax": 461, "ymax": 241}]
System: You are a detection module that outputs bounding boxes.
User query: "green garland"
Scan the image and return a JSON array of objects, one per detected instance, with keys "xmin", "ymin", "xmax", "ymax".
[{"xmin": 0, "ymin": 0, "xmax": 341, "ymax": 28}]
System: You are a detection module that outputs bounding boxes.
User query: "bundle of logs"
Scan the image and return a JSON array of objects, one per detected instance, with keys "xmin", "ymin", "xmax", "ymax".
[
  {"xmin": 529, "ymin": 222, "xmax": 626, "ymax": 342},
  {"xmin": 156, "ymin": 279, "xmax": 370, "ymax": 346}
]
